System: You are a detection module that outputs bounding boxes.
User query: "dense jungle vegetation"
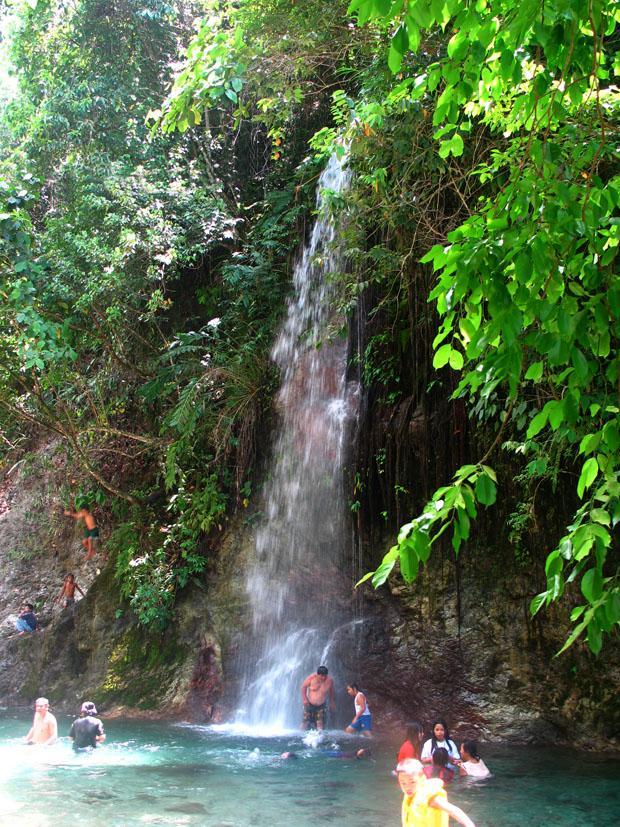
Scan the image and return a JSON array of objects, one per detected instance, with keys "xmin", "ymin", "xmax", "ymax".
[{"xmin": 0, "ymin": 0, "xmax": 617, "ymax": 652}]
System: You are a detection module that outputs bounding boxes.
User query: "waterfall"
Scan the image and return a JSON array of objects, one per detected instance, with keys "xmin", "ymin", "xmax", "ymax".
[{"xmin": 237, "ymin": 154, "xmax": 360, "ymax": 731}]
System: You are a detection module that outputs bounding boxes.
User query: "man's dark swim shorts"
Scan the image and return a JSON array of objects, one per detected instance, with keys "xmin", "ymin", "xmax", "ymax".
[{"xmin": 303, "ymin": 702, "xmax": 326, "ymax": 728}]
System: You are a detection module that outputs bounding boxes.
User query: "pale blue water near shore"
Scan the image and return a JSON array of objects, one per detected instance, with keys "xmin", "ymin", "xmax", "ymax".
[{"xmin": 1, "ymin": 714, "xmax": 618, "ymax": 826}]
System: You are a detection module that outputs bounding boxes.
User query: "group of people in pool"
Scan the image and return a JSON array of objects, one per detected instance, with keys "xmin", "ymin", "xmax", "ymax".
[
  {"xmin": 24, "ymin": 697, "xmax": 105, "ymax": 751},
  {"xmin": 395, "ymin": 719, "xmax": 490, "ymax": 826},
  {"xmin": 398, "ymin": 720, "xmax": 491, "ymax": 781},
  {"xmin": 300, "ymin": 667, "xmax": 488, "ymax": 826}
]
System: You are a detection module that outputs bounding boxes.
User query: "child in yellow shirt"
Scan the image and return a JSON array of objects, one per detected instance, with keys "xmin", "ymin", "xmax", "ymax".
[{"xmin": 396, "ymin": 758, "xmax": 477, "ymax": 827}]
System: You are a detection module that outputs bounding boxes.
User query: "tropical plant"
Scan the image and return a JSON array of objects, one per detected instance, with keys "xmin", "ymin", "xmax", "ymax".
[{"xmin": 345, "ymin": 0, "xmax": 619, "ymax": 653}]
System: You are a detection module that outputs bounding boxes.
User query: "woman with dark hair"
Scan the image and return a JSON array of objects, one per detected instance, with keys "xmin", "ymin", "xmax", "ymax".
[
  {"xmin": 397, "ymin": 721, "xmax": 424, "ymax": 762},
  {"xmin": 420, "ymin": 719, "xmax": 460, "ymax": 764},
  {"xmin": 459, "ymin": 740, "xmax": 491, "ymax": 778},
  {"xmin": 423, "ymin": 747, "xmax": 455, "ymax": 783}
]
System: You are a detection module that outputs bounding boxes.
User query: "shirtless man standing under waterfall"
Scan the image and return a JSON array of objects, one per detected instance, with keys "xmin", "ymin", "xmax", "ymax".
[{"xmin": 300, "ymin": 666, "xmax": 336, "ymax": 731}]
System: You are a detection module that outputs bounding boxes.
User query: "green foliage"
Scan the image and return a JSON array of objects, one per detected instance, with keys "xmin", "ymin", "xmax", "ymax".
[
  {"xmin": 358, "ymin": 464, "xmax": 497, "ymax": 586},
  {"xmin": 3, "ymin": 0, "xmax": 617, "ymax": 655},
  {"xmin": 0, "ymin": 0, "xmax": 248, "ymax": 627},
  {"xmin": 110, "ymin": 521, "xmax": 179, "ymax": 630},
  {"xmin": 348, "ymin": 0, "xmax": 619, "ymax": 653},
  {"xmin": 156, "ymin": 0, "xmax": 360, "ymax": 152}
]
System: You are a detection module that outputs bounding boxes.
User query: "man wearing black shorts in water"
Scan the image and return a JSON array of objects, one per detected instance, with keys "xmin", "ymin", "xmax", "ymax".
[
  {"xmin": 300, "ymin": 666, "xmax": 335, "ymax": 730},
  {"xmin": 69, "ymin": 701, "xmax": 105, "ymax": 750}
]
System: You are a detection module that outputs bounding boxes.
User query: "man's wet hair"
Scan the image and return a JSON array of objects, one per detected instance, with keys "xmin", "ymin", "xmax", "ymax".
[
  {"xmin": 317, "ymin": 665, "xmax": 328, "ymax": 676},
  {"xmin": 24, "ymin": 603, "xmax": 34, "ymax": 611}
]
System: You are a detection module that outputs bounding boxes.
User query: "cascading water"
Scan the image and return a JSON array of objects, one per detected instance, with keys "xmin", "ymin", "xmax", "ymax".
[{"xmin": 236, "ymin": 154, "xmax": 361, "ymax": 730}]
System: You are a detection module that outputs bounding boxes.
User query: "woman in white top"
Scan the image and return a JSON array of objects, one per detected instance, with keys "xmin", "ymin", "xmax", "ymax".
[
  {"xmin": 420, "ymin": 719, "xmax": 460, "ymax": 763},
  {"xmin": 459, "ymin": 740, "xmax": 491, "ymax": 778},
  {"xmin": 345, "ymin": 683, "xmax": 372, "ymax": 736}
]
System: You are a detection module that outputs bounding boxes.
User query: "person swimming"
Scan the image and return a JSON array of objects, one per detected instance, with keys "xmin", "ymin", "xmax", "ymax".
[
  {"xmin": 281, "ymin": 747, "xmax": 368, "ymax": 760},
  {"xmin": 323, "ymin": 748, "xmax": 368, "ymax": 759},
  {"xmin": 459, "ymin": 740, "xmax": 491, "ymax": 779},
  {"xmin": 423, "ymin": 747, "xmax": 455, "ymax": 783},
  {"xmin": 398, "ymin": 721, "xmax": 424, "ymax": 762},
  {"xmin": 420, "ymin": 719, "xmax": 460, "ymax": 764}
]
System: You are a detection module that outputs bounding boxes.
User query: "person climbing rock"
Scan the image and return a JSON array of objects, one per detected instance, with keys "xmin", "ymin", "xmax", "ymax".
[
  {"xmin": 25, "ymin": 698, "xmax": 57, "ymax": 745},
  {"xmin": 15, "ymin": 603, "xmax": 40, "ymax": 635},
  {"xmin": 69, "ymin": 701, "xmax": 105, "ymax": 750},
  {"xmin": 300, "ymin": 665, "xmax": 335, "ymax": 731},
  {"xmin": 55, "ymin": 573, "xmax": 85, "ymax": 609},
  {"xmin": 64, "ymin": 500, "xmax": 101, "ymax": 560}
]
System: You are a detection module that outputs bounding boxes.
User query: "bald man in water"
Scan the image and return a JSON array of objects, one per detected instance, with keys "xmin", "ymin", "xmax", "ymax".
[{"xmin": 25, "ymin": 697, "xmax": 57, "ymax": 745}]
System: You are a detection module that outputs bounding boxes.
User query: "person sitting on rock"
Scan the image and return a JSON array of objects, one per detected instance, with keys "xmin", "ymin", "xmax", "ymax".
[{"xmin": 15, "ymin": 603, "xmax": 40, "ymax": 635}]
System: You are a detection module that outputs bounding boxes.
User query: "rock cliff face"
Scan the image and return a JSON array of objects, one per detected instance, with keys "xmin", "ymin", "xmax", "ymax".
[
  {"xmin": 0, "ymin": 440, "xmax": 617, "ymax": 747},
  {"xmin": 0, "ymin": 442, "xmax": 223, "ymax": 720},
  {"xmin": 352, "ymin": 549, "xmax": 619, "ymax": 750}
]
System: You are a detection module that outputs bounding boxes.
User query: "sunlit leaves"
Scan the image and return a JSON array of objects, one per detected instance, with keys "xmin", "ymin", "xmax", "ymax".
[
  {"xmin": 577, "ymin": 457, "xmax": 599, "ymax": 499},
  {"xmin": 158, "ymin": 22, "xmax": 248, "ymax": 134},
  {"xmin": 349, "ymin": 0, "xmax": 619, "ymax": 655},
  {"xmin": 358, "ymin": 464, "xmax": 496, "ymax": 588}
]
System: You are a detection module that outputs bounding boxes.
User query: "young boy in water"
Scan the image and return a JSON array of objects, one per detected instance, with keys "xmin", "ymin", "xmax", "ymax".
[
  {"xmin": 55, "ymin": 573, "xmax": 85, "ymax": 608},
  {"xmin": 397, "ymin": 758, "xmax": 477, "ymax": 827}
]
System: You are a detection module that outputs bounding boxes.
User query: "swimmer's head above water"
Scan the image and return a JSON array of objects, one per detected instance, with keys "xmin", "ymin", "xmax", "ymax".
[{"xmin": 80, "ymin": 701, "xmax": 97, "ymax": 715}]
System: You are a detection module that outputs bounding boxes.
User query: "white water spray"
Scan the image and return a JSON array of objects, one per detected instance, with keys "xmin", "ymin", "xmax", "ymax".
[{"xmin": 237, "ymin": 154, "xmax": 360, "ymax": 729}]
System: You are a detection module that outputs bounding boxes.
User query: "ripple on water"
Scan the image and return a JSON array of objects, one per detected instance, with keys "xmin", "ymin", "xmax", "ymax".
[
  {"xmin": 1, "ymin": 717, "xmax": 620, "ymax": 827},
  {"xmin": 164, "ymin": 802, "xmax": 208, "ymax": 814}
]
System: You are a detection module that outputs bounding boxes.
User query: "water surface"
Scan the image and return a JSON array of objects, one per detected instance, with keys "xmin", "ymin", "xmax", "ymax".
[{"xmin": 1, "ymin": 715, "xmax": 618, "ymax": 826}]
